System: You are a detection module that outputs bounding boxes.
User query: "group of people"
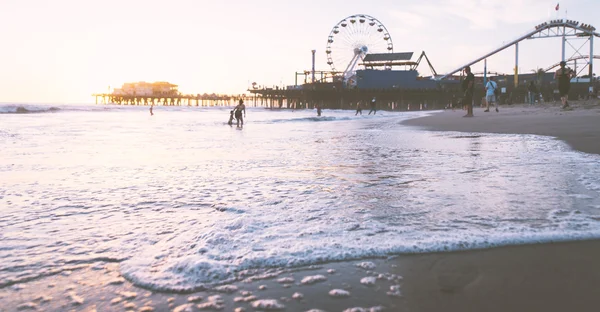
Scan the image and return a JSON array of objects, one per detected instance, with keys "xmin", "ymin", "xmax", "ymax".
[
  {"xmin": 355, "ymin": 97, "xmax": 378, "ymax": 116},
  {"xmin": 460, "ymin": 60, "xmax": 575, "ymax": 117},
  {"xmin": 228, "ymin": 99, "xmax": 246, "ymax": 127}
]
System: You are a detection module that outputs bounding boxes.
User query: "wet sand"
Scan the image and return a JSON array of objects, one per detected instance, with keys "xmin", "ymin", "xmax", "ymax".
[
  {"xmin": 2, "ymin": 240, "xmax": 600, "ymax": 312},
  {"xmin": 2, "ymin": 100, "xmax": 600, "ymax": 311},
  {"xmin": 402, "ymin": 100, "xmax": 600, "ymax": 155}
]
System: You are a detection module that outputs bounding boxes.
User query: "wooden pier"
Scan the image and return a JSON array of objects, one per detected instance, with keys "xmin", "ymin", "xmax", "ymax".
[
  {"xmin": 92, "ymin": 93, "xmax": 254, "ymax": 107},
  {"xmin": 248, "ymin": 83, "xmax": 462, "ymax": 111}
]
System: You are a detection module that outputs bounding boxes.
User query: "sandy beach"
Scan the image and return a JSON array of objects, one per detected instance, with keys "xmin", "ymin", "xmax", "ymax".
[
  {"xmin": 2, "ymin": 101, "xmax": 600, "ymax": 312},
  {"xmin": 402, "ymin": 100, "xmax": 600, "ymax": 155},
  {"xmin": 2, "ymin": 240, "xmax": 600, "ymax": 312}
]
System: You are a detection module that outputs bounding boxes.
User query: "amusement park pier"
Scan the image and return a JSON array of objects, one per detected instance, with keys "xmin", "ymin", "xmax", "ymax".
[{"xmin": 93, "ymin": 16, "xmax": 600, "ymax": 111}]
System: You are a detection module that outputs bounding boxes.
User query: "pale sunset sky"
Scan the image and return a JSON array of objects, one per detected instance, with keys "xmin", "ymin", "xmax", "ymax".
[{"xmin": 0, "ymin": 0, "xmax": 598, "ymax": 104}]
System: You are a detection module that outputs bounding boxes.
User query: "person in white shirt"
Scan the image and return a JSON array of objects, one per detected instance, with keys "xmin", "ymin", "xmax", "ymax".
[{"xmin": 484, "ymin": 76, "xmax": 499, "ymax": 112}]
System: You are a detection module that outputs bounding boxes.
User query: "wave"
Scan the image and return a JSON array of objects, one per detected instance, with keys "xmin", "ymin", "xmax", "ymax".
[
  {"xmin": 0, "ymin": 105, "xmax": 62, "ymax": 114},
  {"xmin": 0, "ymin": 104, "xmax": 121, "ymax": 114},
  {"xmin": 260, "ymin": 116, "xmax": 354, "ymax": 124}
]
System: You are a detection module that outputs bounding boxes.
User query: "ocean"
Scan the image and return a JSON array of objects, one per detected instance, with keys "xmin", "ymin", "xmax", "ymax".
[{"xmin": 1, "ymin": 103, "xmax": 600, "ymax": 292}]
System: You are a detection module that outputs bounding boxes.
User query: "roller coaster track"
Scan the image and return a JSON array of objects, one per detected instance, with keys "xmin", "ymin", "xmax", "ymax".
[
  {"xmin": 544, "ymin": 55, "xmax": 600, "ymax": 72},
  {"xmin": 439, "ymin": 19, "xmax": 600, "ymax": 80}
]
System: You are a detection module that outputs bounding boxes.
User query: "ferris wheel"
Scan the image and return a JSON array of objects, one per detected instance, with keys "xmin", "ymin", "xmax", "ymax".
[{"xmin": 326, "ymin": 14, "xmax": 393, "ymax": 85}]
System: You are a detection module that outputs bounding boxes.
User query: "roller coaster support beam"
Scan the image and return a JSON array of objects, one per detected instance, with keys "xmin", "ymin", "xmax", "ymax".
[
  {"xmin": 590, "ymin": 35, "xmax": 594, "ymax": 91},
  {"xmin": 515, "ymin": 43, "xmax": 519, "ymax": 87},
  {"xmin": 483, "ymin": 59, "xmax": 487, "ymax": 85}
]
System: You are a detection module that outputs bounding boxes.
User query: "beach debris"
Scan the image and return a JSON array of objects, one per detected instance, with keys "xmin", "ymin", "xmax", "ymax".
[
  {"xmin": 360, "ymin": 276, "xmax": 377, "ymax": 286},
  {"xmin": 188, "ymin": 295, "xmax": 203, "ymax": 302},
  {"xmin": 139, "ymin": 306, "xmax": 155, "ymax": 312},
  {"xmin": 300, "ymin": 274, "xmax": 327, "ymax": 285},
  {"xmin": 16, "ymin": 302, "xmax": 38, "ymax": 310},
  {"xmin": 251, "ymin": 299, "xmax": 286, "ymax": 310},
  {"xmin": 65, "ymin": 284, "xmax": 76, "ymax": 291},
  {"xmin": 387, "ymin": 284, "xmax": 402, "ymax": 297},
  {"xmin": 173, "ymin": 303, "xmax": 194, "ymax": 312},
  {"xmin": 277, "ymin": 277, "xmax": 295, "ymax": 284},
  {"xmin": 259, "ymin": 285, "xmax": 267, "ymax": 290},
  {"xmin": 118, "ymin": 291, "xmax": 138, "ymax": 300},
  {"xmin": 110, "ymin": 297, "xmax": 123, "ymax": 304},
  {"xmin": 329, "ymin": 289, "xmax": 351, "ymax": 297},
  {"xmin": 327, "ymin": 269, "xmax": 336, "ymax": 274},
  {"xmin": 67, "ymin": 291, "xmax": 85, "ymax": 305},
  {"xmin": 197, "ymin": 295, "xmax": 224, "ymax": 310},
  {"xmin": 214, "ymin": 284, "xmax": 238, "ymax": 293},
  {"xmin": 105, "ymin": 277, "xmax": 126, "ymax": 285},
  {"xmin": 356, "ymin": 262, "xmax": 376, "ymax": 270},
  {"xmin": 292, "ymin": 292, "xmax": 304, "ymax": 300}
]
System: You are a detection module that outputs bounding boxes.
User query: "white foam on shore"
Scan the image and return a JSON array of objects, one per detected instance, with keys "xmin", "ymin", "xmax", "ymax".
[{"xmin": 3, "ymin": 107, "xmax": 600, "ymax": 293}]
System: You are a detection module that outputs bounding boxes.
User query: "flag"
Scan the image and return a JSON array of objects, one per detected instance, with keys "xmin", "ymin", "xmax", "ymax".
[{"xmin": 555, "ymin": 3, "xmax": 559, "ymax": 11}]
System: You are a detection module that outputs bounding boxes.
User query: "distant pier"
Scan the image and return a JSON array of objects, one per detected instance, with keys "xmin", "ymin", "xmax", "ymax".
[{"xmin": 92, "ymin": 93, "xmax": 252, "ymax": 107}]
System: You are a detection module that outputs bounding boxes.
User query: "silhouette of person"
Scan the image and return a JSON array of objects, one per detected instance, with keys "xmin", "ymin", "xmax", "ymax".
[
  {"xmin": 368, "ymin": 97, "xmax": 377, "ymax": 115},
  {"xmin": 228, "ymin": 110, "xmax": 234, "ymax": 125},
  {"xmin": 316, "ymin": 104, "xmax": 322, "ymax": 116},
  {"xmin": 355, "ymin": 102, "xmax": 362, "ymax": 115},
  {"xmin": 554, "ymin": 61, "xmax": 575, "ymax": 109},
  {"xmin": 150, "ymin": 105, "xmax": 154, "ymax": 116},
  {"xmin": 234, "ymin": 99, "xmax": 246, "ymax": 127},
  {"xmin": 462, "ymin": 66, "xmax": 475, "ymax": 117}
]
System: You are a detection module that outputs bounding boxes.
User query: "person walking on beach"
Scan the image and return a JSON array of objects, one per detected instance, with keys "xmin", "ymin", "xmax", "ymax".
[
  {"xmin": 355, "ymin": 102, "xmax": 362, "ymax": 115},
  {"xmin": 554, "ymin": 61, "xmax": 575, "ymax": 109},
  {"xmin": 368, "ymin": 97, "xmax": 377, "ymax": 115},
  {"xmin": 150, "ymin": 105, "xmax": 154, "ymax": 116},
  {"xmin": 528, "ymin": 81, "xmax": 538, "ymax": 105},
  {"xmin": 462, "ymin": 66, "xmax": 475, "ymax": 117},
  {"xmin": 316, "ymin": 104, "xmax": 322, "ymax": 116},
  {"xmin": 234, "ymin": 99, "xmax": 246, "ymax": 127},
  {"xmin": 484, "ymin": 76, "xmax": 499, "ymax": 112}
]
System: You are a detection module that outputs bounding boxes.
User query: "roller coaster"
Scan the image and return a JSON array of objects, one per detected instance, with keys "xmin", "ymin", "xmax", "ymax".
[{"xmin": 439, "ymin": 19, "xmax": 600, "ymax": 85}]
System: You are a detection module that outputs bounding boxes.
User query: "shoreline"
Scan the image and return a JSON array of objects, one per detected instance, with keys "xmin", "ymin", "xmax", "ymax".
[
  {"xmin": 2, "ymin": 100, "xmax": 600, "ymax": 311},
  {"xmin": 401, "ymin": 100, "xmax": 600, "ymax": 155},
  {"xmin": 2, "ymin": 240, "xmax": 600, "ymax": 311}
]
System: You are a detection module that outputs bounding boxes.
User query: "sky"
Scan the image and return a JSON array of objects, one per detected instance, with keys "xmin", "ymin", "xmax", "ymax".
[{"xmin": 0, "ymin": 0, "xmax": 598, "ymax": 104}]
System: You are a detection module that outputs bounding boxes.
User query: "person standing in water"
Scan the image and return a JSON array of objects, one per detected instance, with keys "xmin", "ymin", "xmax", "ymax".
[
  {"xmin": 227, "ymin": 110, "xmax": 234, "ymax": 126},
  {"xmin": 234, "ymin": 99, "xmax": 246, "ymax": 127}
]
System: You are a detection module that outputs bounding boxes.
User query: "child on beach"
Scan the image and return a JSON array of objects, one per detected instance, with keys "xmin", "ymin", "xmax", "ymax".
[{"xmin": 228, "ymin": 110, "xmax": 234, "ymax": 125}]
